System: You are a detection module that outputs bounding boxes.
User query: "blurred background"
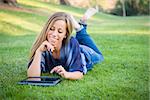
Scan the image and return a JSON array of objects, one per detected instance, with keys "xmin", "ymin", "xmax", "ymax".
[{"xmin": 0, "ymin": 0, "xmax": 149, "ymax": 16}]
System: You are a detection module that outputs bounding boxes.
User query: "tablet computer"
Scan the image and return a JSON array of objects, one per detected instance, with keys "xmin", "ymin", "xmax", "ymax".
[{"xmin": 18, "ymin": 76, "xmax": 61, "ymax": 86}]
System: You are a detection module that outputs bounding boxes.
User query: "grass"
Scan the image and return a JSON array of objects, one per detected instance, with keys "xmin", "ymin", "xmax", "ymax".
[{"xmin": 0, "ymin": 0, "xmax": 149, "ymax": 99}]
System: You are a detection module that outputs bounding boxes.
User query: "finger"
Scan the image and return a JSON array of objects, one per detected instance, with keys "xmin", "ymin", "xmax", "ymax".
[
  {"xmin": 44, "ymin": 41, "xmax": 54, "ymax": 52},
  {"xmin": 57, "ymin": 65, "xmax": 63, "ymax": 68},
  {"xmin": 51, "ymin": 65, "xmax": 63, "ymax": 73},
  {"xmin": 50, "ymin": 68, "xmax": 55, "ymax": 73},
  {"xmin": 51, "ymin": 46, "xmax": 55, "ymax": 52},
  {"xmin": 49, "ymin": 44, "xmax": 56, "ymax": 51},
  {"xmin": 40, "ymin": 44, "xmax": 46, "ymax": 51},
  {"xmin": 59, "ymin": 72, "xmax": 65, "ymax": 77},
  {"xmin": 47, "ymin": 42, "xmax": 54, "ymax": 52},
  {"xmin": 56, "ymin": 68, "xmax": 63, "ymax": 73},
  {"xmin": 46, "ymin": 42, "xmax": 52, "ymax": 51},
  {"xmin": 57, "ymin": 66, "xmax": 65, "ymax": 71},
  {"xmin": 42, "ymin": 41, "xmax": 50, "ymax": 51},
  {"xmin": 50, "ymin": 67, "xmax": 58, "ymax": 73}
]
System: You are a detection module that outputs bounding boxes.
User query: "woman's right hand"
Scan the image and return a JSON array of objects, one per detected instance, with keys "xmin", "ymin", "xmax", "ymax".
[{"xmin": 36, "ymin": 40, "xmax": 54, "ymax": 53}]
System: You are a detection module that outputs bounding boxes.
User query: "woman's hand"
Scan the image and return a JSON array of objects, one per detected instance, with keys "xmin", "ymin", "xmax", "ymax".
[
  {"xmin": 36, "ymin": 40, "xmax": 55, "ymax": 53},
  {"xmin": 48, "ymin": 35, "xmax": 61, "ymax": 52},
  {"xmin": 50, "ymin": 65, "xmax": 69, "ymax": 78}
]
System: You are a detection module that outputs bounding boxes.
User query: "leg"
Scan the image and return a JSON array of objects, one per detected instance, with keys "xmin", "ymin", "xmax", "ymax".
[
  {"xmin": 80, "ymin": 44, "xmax": 104, "ymax": 71},
  {"xmin": 70, "ymin": 7, "xmax": 104, "ymax": 71},
  {"xmin": 76, "ymin": 23, "xmax": 101, "ymax": 54},
  {"xmin": 70, "ymin": 7, "xmax": 100, "ymax": 54},
  {"xmin": 70, "ymin": 7, "xmax": 98, "ymax": 31},
  {"xmin": 77, "ymin": 26, "xmax": 104, "ymax": 70}
]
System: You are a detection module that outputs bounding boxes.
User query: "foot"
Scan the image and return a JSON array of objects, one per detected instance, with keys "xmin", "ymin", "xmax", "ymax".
[{"xmin": 81, "ymin": 7, "xmax": 98, "ymax": 22}]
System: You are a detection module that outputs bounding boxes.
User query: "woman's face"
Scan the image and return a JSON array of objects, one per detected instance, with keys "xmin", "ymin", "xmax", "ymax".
[{"xmin": 47, "ymin": 20, "xmax": 67, "ymax": 51}]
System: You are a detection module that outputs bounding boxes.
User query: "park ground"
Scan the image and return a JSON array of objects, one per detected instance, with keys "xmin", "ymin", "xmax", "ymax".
[{"xmin": 0, "ymin": 0, "xmax": 149, "ymax": 99}]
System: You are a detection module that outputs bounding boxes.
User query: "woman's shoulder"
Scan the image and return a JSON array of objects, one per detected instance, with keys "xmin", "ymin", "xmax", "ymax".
[
  {"xmin": 64, "ymin": 36, "xmax": 80, "ymax": 51},
  {"xmin": 69, "ymin": 36, "xmax": 79, "ymax": 45},
  {"xmin": 70, "ymin": 36, "xmax": 76, "ymax": 41}
]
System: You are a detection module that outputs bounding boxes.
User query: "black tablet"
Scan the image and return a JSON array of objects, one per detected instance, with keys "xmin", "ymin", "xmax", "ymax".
[{"xmin": 18, "ymin": 76, "xmax": 61, "ymax": 86}]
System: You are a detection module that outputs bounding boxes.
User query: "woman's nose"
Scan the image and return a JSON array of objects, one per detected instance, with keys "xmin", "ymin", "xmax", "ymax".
[{"xmin": 51, "ymin": 31, "xmax": 58, "ymax": 39}]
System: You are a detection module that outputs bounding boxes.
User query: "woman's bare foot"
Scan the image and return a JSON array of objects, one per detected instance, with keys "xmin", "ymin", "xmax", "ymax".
[{"xmin": 81, "ymin": 7, "xmax": 98, "ymax": 22}]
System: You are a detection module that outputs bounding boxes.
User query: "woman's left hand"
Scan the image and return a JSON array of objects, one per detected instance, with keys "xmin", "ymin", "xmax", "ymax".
[{"xmin": 50, "ymin": 65, "xmax": 69, "ymax": 78}]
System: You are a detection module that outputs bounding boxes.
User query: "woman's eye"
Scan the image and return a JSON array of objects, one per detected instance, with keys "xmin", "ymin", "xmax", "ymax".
[
  {"xmin": 58, "ymin": 31, "xmax": 62, "ymax": 33},
  {"xmin": 58, "ymin": 29, "xmax": 63, "ymax": 33},
  {"xmin": 50, "ymin": 27, "xmax": 54, "ymax": 30}
]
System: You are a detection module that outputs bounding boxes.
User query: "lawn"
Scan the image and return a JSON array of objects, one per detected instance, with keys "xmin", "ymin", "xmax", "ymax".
[{"xmin": 0, "ymin": 0, "xmax": 149, "ymax": 99}]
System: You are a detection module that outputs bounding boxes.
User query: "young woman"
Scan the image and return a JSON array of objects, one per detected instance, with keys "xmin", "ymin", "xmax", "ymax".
[{"xmin": 27, "ymin": 8, "xmax": 104, "ymax": 80}]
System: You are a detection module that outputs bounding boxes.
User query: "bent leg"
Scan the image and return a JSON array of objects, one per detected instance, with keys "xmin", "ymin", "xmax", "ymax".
[
  {"xmin": 80, "ymin": 45, "xmax": 104, "ymax": 71},
  {"xmin": 75, "ymin": 24, "xmax": 101, "ymax": 55}
]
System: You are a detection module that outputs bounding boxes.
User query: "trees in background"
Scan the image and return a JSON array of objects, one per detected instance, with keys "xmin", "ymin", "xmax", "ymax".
[
  {"xmin": 59, "ymin": 0, "xmax": 70, "ymax": 5},
  {"xmin": 0, "ymin": 0, "xmax": 17, "ymax": 6},
  {"xmin": 58, "ymin": 0, "xmax": 149, "ymax": 16},
  {"xmin": 1, "ymin": 0, "xmax": 148, "ymax": 16},
  {"xmin": 110, "ymin": 0, "xmax": 149, "ymax": 16},
  {"xmin": 56, "ymin": 0, "xmax": 149, "ymax": 16},
  {"xmin": 43, "ymin": 0, "xmax": 70, "ymax": 5},
  {"xmin": 120, "ymin": 0, "xmax": 126, "ymax": 16}
]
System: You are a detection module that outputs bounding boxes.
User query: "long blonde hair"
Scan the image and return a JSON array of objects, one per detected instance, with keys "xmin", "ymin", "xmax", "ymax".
[{"xmin": 29, "ymin": 12, "xmax": 73, "ymax": 60}]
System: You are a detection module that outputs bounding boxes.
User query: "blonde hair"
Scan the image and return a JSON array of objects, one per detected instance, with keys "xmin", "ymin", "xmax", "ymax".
[{"xmin": 29, "ymin": 12, "xmax": 73, "ymax": 60}]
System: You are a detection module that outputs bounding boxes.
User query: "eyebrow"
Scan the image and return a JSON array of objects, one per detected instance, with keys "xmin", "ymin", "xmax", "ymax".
[{"xmin": 51, "ymin": 25, "xmax": 65, "ymax": 32}]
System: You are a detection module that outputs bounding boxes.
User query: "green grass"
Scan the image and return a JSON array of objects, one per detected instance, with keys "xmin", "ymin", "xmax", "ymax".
[{"xmin": 0, "ymin": 0, "xmax": 149, "ymax": 99}]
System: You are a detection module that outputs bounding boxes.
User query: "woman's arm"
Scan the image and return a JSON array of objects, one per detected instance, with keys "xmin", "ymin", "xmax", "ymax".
[
  {"xmin": 27, "ymin": 50, "xmax": 42, "ymax": 77},
  {"xmin": 64, "ymin": 71, "xmax": 83, "ymax": 80},
  {"xmin": 50, "ymin": 65, "xmax": 83, "ymax": 80},
  {"xmin": 27, "ymin": 41, "xmax": 54, "ymax": 77}
]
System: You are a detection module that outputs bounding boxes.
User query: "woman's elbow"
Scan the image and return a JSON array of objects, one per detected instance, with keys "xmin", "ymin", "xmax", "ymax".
[
  {"xmin": 27, "ymin": 68, "xmax": 40, "ymax": 77},
  {"xmin": 79, "ymin": 74, "xmax": 83, "ymax": 79},
  {"xmin": 77, "ymin": 72, "xmax": 84, "ymax": 80}
]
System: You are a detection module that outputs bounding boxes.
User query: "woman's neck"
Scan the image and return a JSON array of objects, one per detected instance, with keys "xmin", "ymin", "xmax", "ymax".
[
  {"xmin": 52, "ymin": 42, "xmax": 62, "ymax": 59},
  {"xmin": 52, "ymin": 50, "xmax": 60, "ymax": 59},
  {"xmin": 52, "ymin": 43, "xmax": 62, "ymax": 59}
]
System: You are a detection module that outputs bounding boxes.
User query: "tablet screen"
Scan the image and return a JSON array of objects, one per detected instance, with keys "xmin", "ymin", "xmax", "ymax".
[{"xmin": 18, "ymin": 76, "xmax": 61, "ymax": 86}]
